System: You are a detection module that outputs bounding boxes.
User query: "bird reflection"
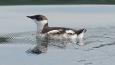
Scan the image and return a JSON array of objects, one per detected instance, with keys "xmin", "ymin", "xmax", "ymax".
[
  {"xmin": 27, "ymin": 34, "xmax": 48, "ymax": 55},
  {"xmin": 26, "ymin": 34, "xmax": 69, "ymax": 55}
]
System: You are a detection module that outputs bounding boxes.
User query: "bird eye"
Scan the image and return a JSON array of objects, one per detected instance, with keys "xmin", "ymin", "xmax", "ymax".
[{"xmin": 36, "ymin": 17, "xmax": 42, "ymax": 21}]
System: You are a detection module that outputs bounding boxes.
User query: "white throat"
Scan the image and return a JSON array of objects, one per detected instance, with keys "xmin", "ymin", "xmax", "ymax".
[{"xmin": 33, "ymin": 19, "xmax": 48, "ymax": 33}]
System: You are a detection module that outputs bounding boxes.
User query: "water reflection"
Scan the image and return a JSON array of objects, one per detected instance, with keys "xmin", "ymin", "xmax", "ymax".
[
  {"xmin": 1, "ymin": 26, "xmax": 115, "ymax": 55},
  {"xmin": 27, "ymin": 34, "xmax": 48, "ymax": 55},
  {"xmin": 26, "ymin": 34, "xmax": 74, "ymax": 54}
]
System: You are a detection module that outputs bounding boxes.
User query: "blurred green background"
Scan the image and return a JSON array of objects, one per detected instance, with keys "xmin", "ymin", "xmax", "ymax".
[{"xmin": 0, "ymin": 0, "xmax": 115, "ymax": 5}]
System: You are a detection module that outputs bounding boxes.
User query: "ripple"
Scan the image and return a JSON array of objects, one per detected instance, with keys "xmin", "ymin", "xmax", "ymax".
[
  {"xmin": 84, "ymin": 62, "xmax": 93, "ymax": 65},
  {"xmin": 0, "ymin": 37, "xmax": 9, "ymax": 43},
  {"xmin": 93, "ymin": 42, "xmax": 115, "ymax": 49}
]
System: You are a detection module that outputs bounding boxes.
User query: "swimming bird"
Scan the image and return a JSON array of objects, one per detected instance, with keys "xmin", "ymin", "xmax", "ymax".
[{"xmin": 27, "ymin": 15, "xmax": 86, "ymax": 54}]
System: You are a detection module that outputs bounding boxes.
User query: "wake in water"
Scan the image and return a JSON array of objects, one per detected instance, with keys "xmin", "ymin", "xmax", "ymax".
[
  {"xmin": 1, "ymin": 26, "xmax": 115, "ymax": 55},
  {"xmin": 0, "ymin": 37, "xmax": 9, "ymax": 43}
]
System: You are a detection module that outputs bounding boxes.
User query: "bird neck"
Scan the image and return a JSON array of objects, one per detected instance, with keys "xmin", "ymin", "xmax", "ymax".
[{"xmin": 36, "ymin": 22, "xmax": 48, "ymax": 34}]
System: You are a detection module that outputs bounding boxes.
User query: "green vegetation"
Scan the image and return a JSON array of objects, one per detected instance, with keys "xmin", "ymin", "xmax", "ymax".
[{"xmin": 0, "ymin": 0, "xmax": 115, "ymax": 5}]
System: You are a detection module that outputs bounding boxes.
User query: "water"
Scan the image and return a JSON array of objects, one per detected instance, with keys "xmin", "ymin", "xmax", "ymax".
[{"xmin": 0, "ymin": 5, "xmax": 115, "ymax": 65}]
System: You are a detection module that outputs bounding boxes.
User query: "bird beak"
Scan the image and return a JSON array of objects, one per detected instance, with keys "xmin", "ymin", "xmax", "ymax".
[{"xmin": 27, "ymin": 16, "xmax": 30, "ymax": 18}]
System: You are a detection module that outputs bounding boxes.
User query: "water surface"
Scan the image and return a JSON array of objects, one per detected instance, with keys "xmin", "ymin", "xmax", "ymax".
[{"xmin": 0, "ymin": 5, "xmax": 115, "ymax": 65}]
